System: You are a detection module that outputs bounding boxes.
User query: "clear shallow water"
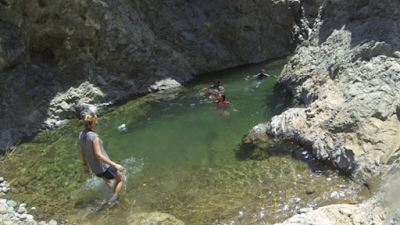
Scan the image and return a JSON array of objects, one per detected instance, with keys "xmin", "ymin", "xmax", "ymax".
[{"xmin": 0, "ymin": 57, "xmax": 368, "ymax": 224}]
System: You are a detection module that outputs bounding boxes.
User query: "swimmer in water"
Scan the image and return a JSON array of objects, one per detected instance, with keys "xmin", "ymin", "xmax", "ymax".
[
  {"xmin": 253, "ymin": 69, "xmax": 270, "ymax": 88},
  {"xmin": 215, "ymin": 94, "xmax": 238, "ymax": 117},
  {"xmin": 202, "ymin": 80, "xmax": 225, "ymax": 98}
]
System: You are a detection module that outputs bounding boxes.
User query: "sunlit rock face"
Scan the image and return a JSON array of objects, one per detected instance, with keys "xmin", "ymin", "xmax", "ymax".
[
  {"xmin": 238, "ymin": 1, "xmax": 400, "ymax": 223},
  {"xmin": 0, "ymin": 0, "xmax": 308, "ymax": 151},
  {"xmin": 266, "ymin": 0, "xmax": 400, "ymax": 182}
]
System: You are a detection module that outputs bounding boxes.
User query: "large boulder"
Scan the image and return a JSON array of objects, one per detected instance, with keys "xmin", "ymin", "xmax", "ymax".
[
  {"xmin": 239, "ymin": 0, "xmax": 400, "ymax": 223},
  {"xmin": 265, "ymin": 0, "xmax": 400, "ymax": 182},
  {"xmin": 275, "ymin": 203, "xmax": 383, "ymax": 225},
  {"xmin": 127, "ymin": 212, "xmax": 185, "ymax": 225}
]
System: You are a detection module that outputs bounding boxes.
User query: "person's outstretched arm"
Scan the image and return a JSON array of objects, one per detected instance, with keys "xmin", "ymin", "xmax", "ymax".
[{"xmin": 93, "ymin": 137, "xmax": 125, "ymax": 171}]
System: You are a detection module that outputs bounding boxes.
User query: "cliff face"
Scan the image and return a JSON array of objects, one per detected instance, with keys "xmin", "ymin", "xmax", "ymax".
[
  {"xmin": 265, "ymin": 0, "xmax": 400, "ymax": 182},
  {"xmin": 235, "ymin": 1, "xmax": 400, "ymax": 223},
  {"xmin": 0, "ymin": 0, "xmax": 305, "ymax": 151}
]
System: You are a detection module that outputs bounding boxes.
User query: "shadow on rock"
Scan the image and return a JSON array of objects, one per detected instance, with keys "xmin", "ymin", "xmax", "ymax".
[
  {"xmin": 235, "ymin": 124, "xmax": 339, "ymax": 176},
  {"xmin": 235, "ymin": 129, "xmax": 301, "ymax": 161}
]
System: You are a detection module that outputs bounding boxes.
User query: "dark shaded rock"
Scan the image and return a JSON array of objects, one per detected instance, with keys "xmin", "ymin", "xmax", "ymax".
[
  {"xmin": 306, "ymin": 189, "xmax": 315, "ymax": 195},
  {"xmin": 236, "ymin": 123, "xmax": 273, "ymax": 160}
]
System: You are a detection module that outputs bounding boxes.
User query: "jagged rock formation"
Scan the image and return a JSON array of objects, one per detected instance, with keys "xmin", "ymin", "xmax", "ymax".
[
  {"xmin": 239, "ymin": 0, "xmax": 400, "ymax": 223},
  {"xmin": 265, "ymin": 0, "xmax": 400, "ymax": 182},
  {"xmin": 0, "ymin": 0, "xmax": 306, "ymax": 151}
]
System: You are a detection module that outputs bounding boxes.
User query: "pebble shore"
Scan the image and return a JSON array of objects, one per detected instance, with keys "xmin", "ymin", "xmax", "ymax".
[{"xmin": 0, "ymin": 176, "xmax": 63, "ymax": 225}]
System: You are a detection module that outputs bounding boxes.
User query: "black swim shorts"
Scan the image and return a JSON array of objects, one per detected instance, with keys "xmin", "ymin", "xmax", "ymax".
[{"xmin": 96, "ymin": 165, "xmax": 118, "ymax": 180}]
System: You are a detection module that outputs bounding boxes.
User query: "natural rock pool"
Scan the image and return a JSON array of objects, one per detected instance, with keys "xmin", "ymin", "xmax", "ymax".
[{"xmin": 0, "ymin": 57, "xmax": 368, "ymax": 224}]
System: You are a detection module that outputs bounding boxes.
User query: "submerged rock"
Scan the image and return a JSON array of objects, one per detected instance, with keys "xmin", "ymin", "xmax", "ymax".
[
  {"xmin": 236, "ymin": 123, "xmax": 274, "ymax": 160},
  {"xmin": 127, "ymin": 212, "xmax": 185, "ymax": 225}
]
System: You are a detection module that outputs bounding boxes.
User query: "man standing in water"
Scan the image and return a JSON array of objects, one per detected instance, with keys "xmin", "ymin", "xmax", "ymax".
[{"xmin": 78, "ymin": 113, "xmax": 125, "ymax": 203}]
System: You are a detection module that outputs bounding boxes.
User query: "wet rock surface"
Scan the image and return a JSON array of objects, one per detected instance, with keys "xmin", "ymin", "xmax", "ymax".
[{"xmin": 0, "ymin": 0, "xmax": 309, "ymax": 151}]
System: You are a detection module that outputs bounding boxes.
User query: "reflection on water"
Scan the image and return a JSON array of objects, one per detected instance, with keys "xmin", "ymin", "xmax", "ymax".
[{"xmin": 0, "ymin": 57, "xmax": 368, "ymax": 224}]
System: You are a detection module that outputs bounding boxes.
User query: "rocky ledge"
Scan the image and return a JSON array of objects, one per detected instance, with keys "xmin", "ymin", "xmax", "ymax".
[
  {"xmin": 241, "ymin": 0, "xmax": 400, "ymax": 224},
  {"xmin": 244, "ymin": 0, "xmax": 400, "ymax": 187},
  {"xmin": 268, "ymin": 0, "xmax": 400, "ymax": 182}
]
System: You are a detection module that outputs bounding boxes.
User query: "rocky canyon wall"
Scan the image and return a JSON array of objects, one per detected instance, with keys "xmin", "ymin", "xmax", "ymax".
[
  {"xmin": 266, "ymin": 0, "xmax": 400, "ymax": 182},
  {"xmin": 238, "ymin": 1, "xmax": 400, "ymax": 223},
  {"xmin": 0, "ymin": 0, "xmax": 307, "ymax": 151}
]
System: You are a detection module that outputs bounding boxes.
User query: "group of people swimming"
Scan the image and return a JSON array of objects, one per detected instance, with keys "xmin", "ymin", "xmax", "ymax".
[
  {"xmin": 78, "ymin": 69, "xmax": 270, "ymax": 204},
  {"xmin": 202, "ymin": 68, "xmax": 270, "ymax": 115},
  {"xmin": 202, "ymin": 79, "xmax": 237, "ymax": 117}
]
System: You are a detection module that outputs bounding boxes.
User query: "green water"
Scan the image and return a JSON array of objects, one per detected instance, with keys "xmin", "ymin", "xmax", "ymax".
[{"xmin": 0, "ymin": 58, "xmax": 367, "ymax": 224}]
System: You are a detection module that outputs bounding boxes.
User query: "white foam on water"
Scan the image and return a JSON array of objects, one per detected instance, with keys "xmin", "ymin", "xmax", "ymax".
[
  {"xmin": 117, "ymin": 124, "xmax": 127, "ymax": 132},
  {"xmin": 85, "ymin": 175, "xmax": 104, "ymax": 189},
  {"xmin": 71, "ymin": 175, "xmax": 107, "ymax": 199},
  {"xmin": 122, "ymin": 157, "xmax": 145, "ymax": 175},
  {"xmin": 121, "ymin": 157, "xmax": 145, "ymax": 191},
  {"xmin": 70, "ymin": 175, "xmax": 115, "ymax": 223}
]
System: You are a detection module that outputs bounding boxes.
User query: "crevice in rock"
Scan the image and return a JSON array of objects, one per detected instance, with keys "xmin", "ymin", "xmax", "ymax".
[
  {"xmin": 29, "ymin": 47, "xmax": 56, "ymax": 66},
  {"xmin": 80, "ymin": 14, "xmax": 87, "ymax": 21},
  {"xmin": 38, "ymin": 0, "xmax": 47, "ymax": 8},
  {"xmin": 0, "ymin": 0, "xmax": 8, "ymax": 7}
]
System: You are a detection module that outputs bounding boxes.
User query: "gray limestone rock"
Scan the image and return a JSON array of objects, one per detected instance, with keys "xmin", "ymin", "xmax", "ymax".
[
  {"xmin": 17, "ymin": 206, "xmax": 27, "ymax": 214},
  {"xmin": 275, "ymin": 204, "xmax": 366, "ymax": 225},
  {"xmin": 28, "ymin": 207, "xmax": 36, "ymax": 216},
  {"xmin": 148, "ymin": 78, "xmax": 181, "ymax": 92},
  {"xmin": 0, "ymin": 203, "xmax": 7, "ymax": 214},
  {"xmin": 299, "ymin": 208, "xmax": 313, "ymax": 214},
  {"xmin": 127, "ymin": 212, "xmax": 185, "ymax": 225},
  {"xmin": 264, "ymin": 0, "xmax": 400, "ymax": 224},
  {"xmin": 265, "ymin": 0, "xmax": 400, "ymax": 182}
]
